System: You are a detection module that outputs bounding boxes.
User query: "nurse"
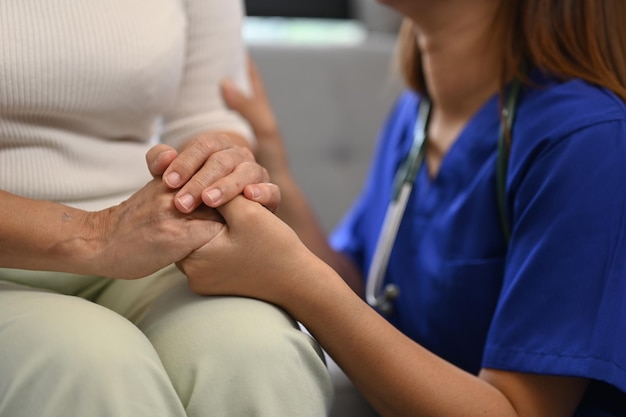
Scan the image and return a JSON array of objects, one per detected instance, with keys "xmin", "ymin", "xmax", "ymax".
[{"xmin": 167, "ymin": 0, "xmax": 626, "ymax": 415}]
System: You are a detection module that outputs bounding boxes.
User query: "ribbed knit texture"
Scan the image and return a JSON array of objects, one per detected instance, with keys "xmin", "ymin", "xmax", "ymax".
[{"xmin": 0, "ymin": 0, "xmax": 251, "ymax": 210}]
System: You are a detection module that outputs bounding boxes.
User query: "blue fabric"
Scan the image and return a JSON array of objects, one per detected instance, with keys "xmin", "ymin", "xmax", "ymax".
[{"xmin": 330, "ymin": 72, "xmax": 626, "ymax": 414}]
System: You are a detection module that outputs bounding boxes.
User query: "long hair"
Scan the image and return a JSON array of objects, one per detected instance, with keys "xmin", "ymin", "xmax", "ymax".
[{"xmin": 398, "ymin": 0, "xmax": 626, "ymax": 102}]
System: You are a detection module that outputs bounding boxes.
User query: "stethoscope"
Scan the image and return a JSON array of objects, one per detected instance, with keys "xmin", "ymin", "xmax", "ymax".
[{"xmin": 365, "ymin": 79, "xmax": 522, "ymax": 316}]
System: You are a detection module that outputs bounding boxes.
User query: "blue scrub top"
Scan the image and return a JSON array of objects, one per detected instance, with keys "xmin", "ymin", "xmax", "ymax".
[{"xmin": 330, "ymin": 72, "xmax": 626, "ymax": 415}]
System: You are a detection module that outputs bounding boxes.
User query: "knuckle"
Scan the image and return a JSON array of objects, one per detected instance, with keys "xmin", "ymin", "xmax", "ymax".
[
  {"xmin": 213, "ymin": 176, "xmax": 242, "ymax": 197},
  {"xmin": 169, "ymin": 154, "xmax": 197, "ymax": 175},
  {"xmin": 182, "ymin": 136, "xmax": 217, "ymax": 158},
  {"xmin": 184, "ymin": 174, "xmax": 213, "ymax": 194},
  {"xmin": 208, "ymin": 151, "xmax": 237, "ymax": 174},
  {"xmin": 238, "ymin": 145, "xmax": 255, "ymax": 161},
  {"xmin": 245, "ymin": 161, "xmax": 267, "ymax": 182},
  {"xmin": 194, "ymin": 133, "xmax": 230, "ymax": 151},
  {"xmin": 169, "ymin": 144, "xmax": 213, "ymax": 176},
  {"xmin": 197, "ymin": 135, "xmax": 220, "ymax": 152},
  {"xmin": 191, "ymin": 138, "xmax": 217, "ymax": 161},
  {"xmin": 261, "ymin": 166, "xmax": 270, "ymax": 182},
  {"xmin": 215, "ymin": 133, "xmax": 232, "ymax": 145}
]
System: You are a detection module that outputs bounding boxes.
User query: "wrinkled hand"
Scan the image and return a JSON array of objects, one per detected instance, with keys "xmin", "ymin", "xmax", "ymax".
[
  {"xmin": 146, "ymin": 132, "xmax": 279, "ymax": 213},
  {"xmin": 177, "ymin": 196, "xmax": 313, "ymax": 304},
  {"xmin": 92, "ymin": 178, "xmax": 225, "ymax": 279}
]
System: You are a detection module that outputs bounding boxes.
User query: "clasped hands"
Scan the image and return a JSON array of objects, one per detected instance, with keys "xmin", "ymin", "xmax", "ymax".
[
  {"xmin": 91, "ymin": 134, "xmax": 276, "ymax": 281},
  {"xmin": 100, "ymin": 62, "xmax": 311, "ymax": 305},
  {"xmin": 141, "ymin": 132, "xmax": 313, "ymax": 307},
  {"xmin": 136, "ymin": 132, "xmax": 283, "ymax": 289}
]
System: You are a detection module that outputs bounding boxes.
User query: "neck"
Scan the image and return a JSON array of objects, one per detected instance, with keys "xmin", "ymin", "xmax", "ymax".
[
  {"xmin": 404, "ymin": 1, "xmax": 505, "ymax": 122},
  {"xmin": 386, "ymin": 0, "xmax": 508, "ymax": 177}
]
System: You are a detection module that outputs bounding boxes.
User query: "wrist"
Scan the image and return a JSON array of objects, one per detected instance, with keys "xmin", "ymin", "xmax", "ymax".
[
  {"xmin": 55, "ymin": 208, "xmax": 110, "ymax": 276},
  {"xmin": 279, "ymin": 249, "xmax": 347, "ymax": 319}
]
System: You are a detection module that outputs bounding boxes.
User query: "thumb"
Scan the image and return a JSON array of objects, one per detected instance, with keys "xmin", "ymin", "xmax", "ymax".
[
  {"xmin": 214, "ymin": 195, "xmax": 259, "ymax": 230},
  {"xmin": 145, "ymin": 144, "xmax": 178, "ymax": 178}
]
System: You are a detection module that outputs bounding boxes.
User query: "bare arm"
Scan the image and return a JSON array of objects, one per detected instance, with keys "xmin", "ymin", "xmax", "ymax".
[
  {"xmin": 0, "ymin": 189, "xmax": 101, "ymax": 274},
  {"xmin": 179, "ymin": 196, "xmax": 589, "ymax": 417},
  {"xmin": 221, "ymin": 60, "xmax": 365, "ymax": 294},
  {"xmin": 285, "ymin": 259, "xmax": 588, "ymax": 417}
]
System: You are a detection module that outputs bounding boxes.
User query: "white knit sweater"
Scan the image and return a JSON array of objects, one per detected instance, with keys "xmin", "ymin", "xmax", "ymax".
[{"xmin": 0, "ymin": 0, "xmax": 251, "ymax": 210}]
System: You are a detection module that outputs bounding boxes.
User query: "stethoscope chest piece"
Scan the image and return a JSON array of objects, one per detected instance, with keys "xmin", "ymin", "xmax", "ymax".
[{"xmin": 372, "ymin": 283, "xmax": 400, "ymax": 316}]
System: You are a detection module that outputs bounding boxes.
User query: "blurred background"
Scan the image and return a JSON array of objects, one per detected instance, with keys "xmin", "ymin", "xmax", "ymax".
[
  {"xmin": 245, "ymin": 0, "xmax": 351, "ymax": 19},
  {"xmin": 242, "ymin": 0, "xmax": 405, "ymax": 234}
]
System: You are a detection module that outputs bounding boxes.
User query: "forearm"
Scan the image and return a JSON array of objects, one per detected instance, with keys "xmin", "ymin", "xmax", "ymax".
[
  {"xmin": 272, "ymin": 172, "xmax": 365, "ymax": 295},
  {"xmin": 0, "ymin": 189, "xmax": 100, "ymax": 274},
  {"xmin": 285, "ymin": 258, "xmax": 518, "ymax": 417},
  {"xmin": 1, "ymin": 179, "xmax": 228, "ymax": 279}
]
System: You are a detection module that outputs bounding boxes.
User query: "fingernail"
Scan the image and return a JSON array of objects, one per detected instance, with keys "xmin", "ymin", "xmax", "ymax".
[
  {"xmin": 177, "ymin": 194, "xmax": 194, "ymax": 210},
  {"xmin": 165, "ymin": 172, "xmax": 181, "ymax": 187},
  {"xmin": 205, "ymin": 189, "xmax": 222, "ymax": 204},
  {"xmin": 250, "ymin": 186, "xmax": 261, "ymax": 200}
]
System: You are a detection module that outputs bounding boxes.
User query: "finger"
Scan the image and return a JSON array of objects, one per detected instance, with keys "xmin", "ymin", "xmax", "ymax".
[
  {"xmin": 188, "ymin": 204, "xmax": 225, "ymax": 223},
  {"xmin": 221, "ymin": 81, "xmax": 279, "ymax": 140},
  {"xmin": 247, "ymin": 58, "xmax": 270, "ymax": 102},
  {"xmin": 221, "ymin": 80, "xmax": 251, "ymax": 116},
  {"xmin": 243, "ymin": 183, "xmax": 281, "ymax": 213},
  {"xmin": 145, "ymin": 144, "xmax": 178, "ymax": 177},
  {"xmin": 215, "ymin": 195, "xmax": 260, "ymax": 229},
  {"xmin": 200, "ymin": 161, "xmax": 269, "ymax": 207},
  {"xmin": 163, "ymin": 134, "xmax": 232, "ymax": 189},
  {"xmin": 173, "ymin": 146, "xmax": 255, "ymax": 212},
  {"xmin": 221, "ymin": 59, "xmax": 271, "ymax": 127}
]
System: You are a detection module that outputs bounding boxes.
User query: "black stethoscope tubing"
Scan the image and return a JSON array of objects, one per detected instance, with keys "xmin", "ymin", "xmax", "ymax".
[{"xmin": 366, "ymin": 79, "xmax": 522, "ymax": 316}]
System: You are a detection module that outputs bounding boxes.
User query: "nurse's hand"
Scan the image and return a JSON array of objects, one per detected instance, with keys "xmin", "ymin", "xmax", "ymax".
[
  {"xmin": 145, "ymin": 133, "xmax": 280, "ymax": 213},
  {"xmin": 177, "ymin": 196, "xmax": 315, "ymax": 305}
]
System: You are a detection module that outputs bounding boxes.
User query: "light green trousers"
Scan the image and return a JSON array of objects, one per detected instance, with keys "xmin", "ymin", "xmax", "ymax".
[{"xmin": 0, "ymin": 266, "xmax": 332, "ymax": 417}]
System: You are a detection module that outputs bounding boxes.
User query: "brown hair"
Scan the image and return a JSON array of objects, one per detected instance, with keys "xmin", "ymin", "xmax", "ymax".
[{"xmin": 398, "ymin": 0, "xmax": 626, "ymax": 102}]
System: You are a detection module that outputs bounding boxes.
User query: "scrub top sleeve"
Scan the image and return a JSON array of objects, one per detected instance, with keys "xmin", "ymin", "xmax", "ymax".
[{"xmin": 483, "ymin": 119, "xmax": 626, "ymax": 393}]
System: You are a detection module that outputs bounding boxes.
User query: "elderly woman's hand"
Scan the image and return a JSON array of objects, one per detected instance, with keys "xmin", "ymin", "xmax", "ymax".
[
  {"xmin": 146, "ymin": 58, "xmax": 286, "ymax": 216},
  {"xmin": 90, "ymin": 178, "xmax": 225, "ymax": 279},
  {"xmin": 145, "ymin": 131, "xmax": 280, "ymax": 213}
]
